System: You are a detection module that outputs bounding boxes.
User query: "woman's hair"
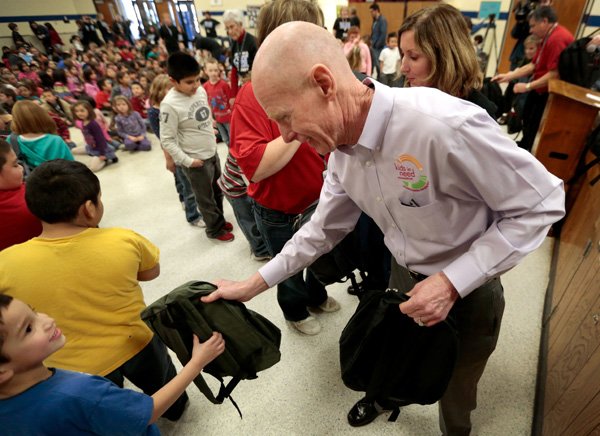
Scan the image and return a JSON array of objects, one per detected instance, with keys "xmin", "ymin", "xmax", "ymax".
[
  {"xmin": 398, "ymin": 4, "xmax": 482, "ymax": 97},
  {"xmin": 257, "ymin": 0, "xmax": 323, "ymax": 46},
  {"xmin": 72, "ymin": 100, "xmax": 96, "ymax": 121},
  {"xmin": 112, "ymin": 95, "xmax": 132, "ymax": 114},
  {"xmin": 223, "ymin": 9, "xmax": 245, "ymax": 26},
  {"xmin": 11, "ymin": 100, "xmax": 58, "ymax": 135},
  {"xmin": 346, "ymin": 46, "xmax": 362, "ymax": 72},
  {"xmin": 148, "ymin": 74, "xmax": 172, "ymax": 106}
]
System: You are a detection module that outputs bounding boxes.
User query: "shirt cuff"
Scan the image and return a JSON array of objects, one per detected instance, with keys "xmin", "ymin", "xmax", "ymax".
[
  {"xmin": 442, "ymin": 252, "xmax": 488, "ymax": 298},
  {"xmin": 258, "ymin": 256, "xmax": 287, "ymax": 288}
]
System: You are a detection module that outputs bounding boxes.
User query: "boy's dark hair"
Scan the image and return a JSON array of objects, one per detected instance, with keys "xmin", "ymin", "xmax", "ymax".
[
  {"xmin": 0, "ymin": 85, "xmax": 17, "ymax": 100},
  {"xmin": 98, "ymin": 77, "xmax": 111, "ymax": 90},
  {"xmin": 387, "ymin": 32, "xmax": 397, "ymax": 40},
  {"xmin": 167, "ymin": 52, "xmax": 200, "ymax": 82},
  {"xmin": 25, "ymin": 160, "xmax": 100, "ymax": 224},
  {"xmin": 0, "ymin": 293, "xmax": 14, "ymax": 364},
  {"xmin": 76, "ymin": 93, "xmax": 96, "ymax": 109},
  {"xmin": 52, "ymin": 68, "xmax": 67, "ymax": 84},
  {"xmin": 0, "ymin": 138, "xmax": 11, "ymax": 169},
  {"xmin": 116, "ymin": 71, "xmax": 129, "ymax": 84}
]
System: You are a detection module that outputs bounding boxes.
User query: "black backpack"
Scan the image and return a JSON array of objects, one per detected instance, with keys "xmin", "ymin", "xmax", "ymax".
[
  {"xmin": 340, "ymin": 288, "xmax": 459, "ymax": 419},
  {"xmin": 141, "ymin": 281, "xmax": 282, "ymax": 418},
  {"xmin": 559, "ymin": 32, "xmax": 600, "ymax": 89},
  {"xmin": 481, "ymin": 77, "xmax": 503, "ymax": 119}
]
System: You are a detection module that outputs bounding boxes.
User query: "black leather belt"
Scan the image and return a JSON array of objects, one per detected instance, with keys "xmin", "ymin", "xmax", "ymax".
[{"xmin": 407, "ymin": 269, "xmax": 428, "ymax": 283}]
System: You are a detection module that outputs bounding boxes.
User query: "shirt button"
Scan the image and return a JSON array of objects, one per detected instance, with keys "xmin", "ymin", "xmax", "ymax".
[
  {"xmin": 376, "ymin": 196, "xmax": 382, "ymax": 202},
  {"xmin": 392, "ymin": 224, "xmax": 397, "ymax": 229},
  {"xmin": 366, "ymin": 161, "xmax": 372, "ymax": 167}
]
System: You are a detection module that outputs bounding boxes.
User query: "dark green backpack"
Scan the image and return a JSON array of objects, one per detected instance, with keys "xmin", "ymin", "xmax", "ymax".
[{"xmin": 141, "ymin": 281, "xmax": 281, "ymax": 418}]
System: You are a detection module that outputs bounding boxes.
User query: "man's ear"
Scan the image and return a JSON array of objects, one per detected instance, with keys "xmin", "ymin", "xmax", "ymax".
[
  {"xmin": 310, "ymin": 64, "xmax": 336, "ymax": 99},
  {"xmin": 0, "ymin": 367, "xmax": 14, "ymax": 385}
]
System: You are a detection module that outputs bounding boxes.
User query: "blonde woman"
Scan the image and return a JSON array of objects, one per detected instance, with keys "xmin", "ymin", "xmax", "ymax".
[
  {"xmin": 398, "ymin": 3, "xmax": 497, "ymax": 117},
  {"xmin": 9, "ymin": 100, "xmax": 73, "ymax": 169}
]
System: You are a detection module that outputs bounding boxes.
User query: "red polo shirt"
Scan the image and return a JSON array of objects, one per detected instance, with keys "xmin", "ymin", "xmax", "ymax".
[
  {"xmin": 229, "ymin": 82, "xmax": 324, "ymax": 215},
  {"xmin": 0, "ymin": 184, "xmax": 42, "ymax": 251},
  {"xmin": 532, "ymin": 24, "xmax": 574, "ymax": 93}
]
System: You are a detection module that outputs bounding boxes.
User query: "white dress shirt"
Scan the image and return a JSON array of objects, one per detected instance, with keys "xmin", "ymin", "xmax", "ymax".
[{"xmin": 260, "ymin": 80, "xmax": 565, "ymax": 297}]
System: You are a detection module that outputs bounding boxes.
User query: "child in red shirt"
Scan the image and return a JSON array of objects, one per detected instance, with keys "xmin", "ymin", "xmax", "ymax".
[
  {"xmin": 95, "ymin": 78, "xmax": 112, "ymax": 111},
  {"xmin": 130, "ymin": 82, "xmax": 147, "ymax": 119},
  {"xmin": 0, "ymin": 139, "xmax": 42, "ymax": 251},
  {"xmin": 202, "ymin": 59, "xmax": 232, "ymax": 145}
]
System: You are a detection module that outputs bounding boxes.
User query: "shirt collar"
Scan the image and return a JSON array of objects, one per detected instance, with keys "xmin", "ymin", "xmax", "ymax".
[{"xmin": 353, "ymin": 78, "xmax": 394, "ymax": 152}]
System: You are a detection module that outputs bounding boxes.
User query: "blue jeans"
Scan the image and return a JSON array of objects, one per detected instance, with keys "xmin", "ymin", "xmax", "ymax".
[
  {"xmin": 252, "ymin": 199, "xmax": 327, "ymax": 321},
  {"xmin": 216, "ymin": 122, "xmax": 230, "ymax": 146},
  {"xmin": 226, "ymin": 194, "xmax": 269, "ymax": 257},
  {"xmin": 174, "ymin": 165, "xmax": 201, "ymax": 224}
]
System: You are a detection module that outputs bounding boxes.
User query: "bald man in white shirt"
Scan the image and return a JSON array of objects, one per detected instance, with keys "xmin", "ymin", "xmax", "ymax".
[{"xmin": 204, "ymin": 22, "xmax": 565, "ymax": 435}]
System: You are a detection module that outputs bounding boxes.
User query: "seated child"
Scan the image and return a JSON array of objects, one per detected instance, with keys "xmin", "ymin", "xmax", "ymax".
[
  {"xmin": 160, "ymin": 52, "xmax": 233, "ymax": 242},
  {"xmin": 111, "ymin": 71, "xmax": 133, "ymax": 100},
  {"xmin": 95, "ymin": 78, "xmax": 113, "ymax": 111},
  {"xmin": 113, "ymin": 95, "xmax": 151, "ymax": 151},
  {"xmin": 9, "ymin": 100, "xmax": 73, "ymax": 169},
  {"xmin": 0, "ymin": 160, "xmax": 193, "ymax": 421},
  {"xmin": 72, "ymin": 100, "xmax": 118, "ymax": 169},
  {"xmin": 40, "ymin": 88, "xmax": 73, "ymax": 124},
  {"xmin": 0, "ymin": 139, "xmax": 41, "ymax": 251},
  {"xmin": 0, "ymin": 294, "xmax": 225, "ymax": 434},
  {"xmin": 131, "ymin": 81, "xmax": 148, "ymax": 119}
]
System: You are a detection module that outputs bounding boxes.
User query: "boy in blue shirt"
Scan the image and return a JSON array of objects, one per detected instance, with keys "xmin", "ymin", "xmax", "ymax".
[{"xmin": 0, "ymin": 294, "xmax": 225, "ymax": 435}]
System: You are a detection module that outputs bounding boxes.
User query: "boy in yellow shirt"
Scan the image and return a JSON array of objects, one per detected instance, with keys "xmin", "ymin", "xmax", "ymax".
[{"xmin": 0, "ymin": 159, "xmax": 187, "ymax": 421}]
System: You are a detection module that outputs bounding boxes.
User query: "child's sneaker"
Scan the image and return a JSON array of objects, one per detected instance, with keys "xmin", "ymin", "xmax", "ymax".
[
  {"xmin": 191, "ymin": 219, "xmax": 206, "ymax": 228},
  {"xmin": 222, "ymin": 221, "xmax": 233, "ymax": 232},
  {"xmin": 211, "ymin": 231, "xmax": 234, "ymax": 242}
]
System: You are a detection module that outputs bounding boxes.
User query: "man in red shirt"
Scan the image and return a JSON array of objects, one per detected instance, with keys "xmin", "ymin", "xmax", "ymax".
[
  {"xmin": 0, "ymin": 139, "xmax": 41, "ymax": 251},
  {"xmin": 493, "ymin": 6, "xmax": 573, "ymax": 151}
]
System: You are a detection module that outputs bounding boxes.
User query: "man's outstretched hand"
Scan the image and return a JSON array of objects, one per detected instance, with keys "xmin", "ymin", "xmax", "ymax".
[{"xmin": 201, "ymin": 272, "xmax": 270, "ymax": 303}]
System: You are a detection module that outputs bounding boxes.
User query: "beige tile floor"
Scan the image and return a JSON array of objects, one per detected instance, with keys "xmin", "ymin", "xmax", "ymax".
[{"xmin": 73, "ymin": 129, "xmax": 553, "ymax": 436}]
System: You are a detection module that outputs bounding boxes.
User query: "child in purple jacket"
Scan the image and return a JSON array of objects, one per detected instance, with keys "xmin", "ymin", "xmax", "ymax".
[
  {"xmin": 72, "ymin": 100, "xmax": 118, "ymax": 170},
  {"xmin": 112, "ymin": 96, "xmax": 151, "ymax": 151}
]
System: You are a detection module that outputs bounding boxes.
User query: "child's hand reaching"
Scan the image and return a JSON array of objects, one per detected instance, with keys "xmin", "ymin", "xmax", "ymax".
[{"xmin": 190, "ymin": 333, "xmax": 225, "ymax": 369}]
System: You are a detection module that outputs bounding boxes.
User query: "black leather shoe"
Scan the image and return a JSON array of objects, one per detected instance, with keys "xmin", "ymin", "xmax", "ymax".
[{"xmin": 347, "ymin": 398, "xmax": 384, "ymax": 427}]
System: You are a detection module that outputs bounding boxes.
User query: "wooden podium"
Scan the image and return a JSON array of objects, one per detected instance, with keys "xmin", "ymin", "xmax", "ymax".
[{"xmin": 532, "ymin": 80, "xmax": 600, "ymax": 183}]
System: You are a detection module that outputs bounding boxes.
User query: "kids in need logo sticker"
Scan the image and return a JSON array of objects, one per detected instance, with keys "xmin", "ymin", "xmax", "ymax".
[{"xmin": 394, "ymin": 154, "xmax": 430, "ymax": 191}]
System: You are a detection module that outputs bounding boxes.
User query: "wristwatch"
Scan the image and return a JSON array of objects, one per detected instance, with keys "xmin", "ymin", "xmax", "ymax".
[{"xmin": 526, "ymin": 82, "xmax": 532, "ymax": 91}]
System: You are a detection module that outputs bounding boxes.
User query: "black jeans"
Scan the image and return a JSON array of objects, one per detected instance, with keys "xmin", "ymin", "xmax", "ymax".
[
  {"xmin": 252, "ymin": 199, "xmax": 328, "ymax": 321},
  {"xmin": 520, "ymin": 91, "xmax": 549, "ymax": 152},
  {"xmin": 104, "ymin": 335, "xmax": 189, "ymax": 421}
]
